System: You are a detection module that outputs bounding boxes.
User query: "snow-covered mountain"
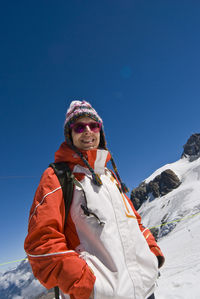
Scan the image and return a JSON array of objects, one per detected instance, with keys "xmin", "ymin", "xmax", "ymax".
[
  {"xmin": 139, "ymin": 156, "xmax": 200, "ymax": 239},
  {"xmin": 1, "ymin": 134, "xmax": 200, "ymax": 299},
  {"xmin": 0, "ymin": 259, "xmax": 46, "ymax": 299},
  {"xmin": 137, "ymin": 134, "xmax": 200, "ymax": 298}
]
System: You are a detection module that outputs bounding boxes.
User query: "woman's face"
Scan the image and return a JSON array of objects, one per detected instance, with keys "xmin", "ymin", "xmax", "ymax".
[{"xmin": 71, "ymin": 117, "xmax": 100, "ymax": 150}]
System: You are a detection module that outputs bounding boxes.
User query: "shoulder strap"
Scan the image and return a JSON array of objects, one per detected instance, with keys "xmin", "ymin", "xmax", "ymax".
[
  {"xmin": 49, "ymin": 162, "xmax": 75, "ymax": 299},
  {"xmin": 49, "ymin": 162, "xmax": 74, "ymax": 225}
]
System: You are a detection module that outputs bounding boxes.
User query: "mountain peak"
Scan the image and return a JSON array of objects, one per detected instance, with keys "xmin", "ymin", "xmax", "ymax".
[{"xmin": 182, "ymin": 133, "xmax": 200, "ymax": 161}]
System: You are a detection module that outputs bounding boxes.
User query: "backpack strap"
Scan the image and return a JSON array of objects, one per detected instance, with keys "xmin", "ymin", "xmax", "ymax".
[
  {"xmin": 49, "ymin": 162, "xmax": 75, "ymax": 299},
  {"xmin": 49, "ymin": 162, "xmax": 75, "ymax": 225}
]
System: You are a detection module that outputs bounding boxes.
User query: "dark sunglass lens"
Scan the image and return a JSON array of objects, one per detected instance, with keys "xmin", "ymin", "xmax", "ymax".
[
  {"xmin": 74, "ymin": 123, "xmax": 85, "ymax": 133},
  {"xmin": 89, "ymin": 123, "xmax": 101, "ymax": 131}
]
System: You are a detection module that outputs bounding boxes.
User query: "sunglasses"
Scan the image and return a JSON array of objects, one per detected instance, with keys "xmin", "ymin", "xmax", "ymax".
[{"xmin": 70, "ymin": 122, "xmax": 102, "ymax": 133}]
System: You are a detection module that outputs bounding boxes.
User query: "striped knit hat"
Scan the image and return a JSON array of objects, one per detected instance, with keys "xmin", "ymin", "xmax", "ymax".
[
  {"xmin": 64, "ymin": 100, "xmax": 128, "ymax": 193},
  {"xmin": 64, "ymin": 100, "xmax": 102, "ymax": 126}
]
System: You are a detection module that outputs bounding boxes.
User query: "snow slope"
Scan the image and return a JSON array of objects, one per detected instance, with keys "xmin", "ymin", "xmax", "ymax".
[
  {"xmin": 138, "ymin": 156, "xmax": 200, "ymax": 298},
  {"xmin": 139, "ymin": 157, "xmax": 200, "ymax": 236},
  {"xmin": 155, "ymin": 215, "xmax": 200, "ymax": 299}
]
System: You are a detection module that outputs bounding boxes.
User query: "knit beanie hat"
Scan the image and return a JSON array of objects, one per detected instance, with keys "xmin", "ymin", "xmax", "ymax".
[
  {"xmin": 64, "ymin": 100, "xmax": 128, "ymax": 193},
  {"xmin": 64, "ymin": 100, "xmax": 102, "ymax": 126}
]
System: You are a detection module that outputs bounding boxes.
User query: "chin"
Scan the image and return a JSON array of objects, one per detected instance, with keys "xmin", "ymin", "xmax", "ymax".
[{"xmin": 84, "ymin": 146, "xmax": 96, "ymax": 150}]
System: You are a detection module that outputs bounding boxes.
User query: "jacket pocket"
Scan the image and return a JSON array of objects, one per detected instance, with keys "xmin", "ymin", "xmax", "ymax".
[{"xmin": 80, "ymin": 251, "xmax": 118, "ymax": 299}]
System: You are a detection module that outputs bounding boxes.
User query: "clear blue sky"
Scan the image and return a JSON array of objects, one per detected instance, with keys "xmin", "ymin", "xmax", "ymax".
[{"xmin": 1, "ymin": 0, "xmax": 200, "ymax": 272}]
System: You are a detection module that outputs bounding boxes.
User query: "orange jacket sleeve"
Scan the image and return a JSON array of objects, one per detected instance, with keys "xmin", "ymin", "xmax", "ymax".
[{"xmin": 24, "ymin": 167, "xmax": 95, "ymax": 299}]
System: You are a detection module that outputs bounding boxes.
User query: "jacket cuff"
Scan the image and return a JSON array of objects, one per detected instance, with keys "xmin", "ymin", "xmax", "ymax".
[
  {"xmin": 69, "ymin": 265, "xmax": 96, "ymax": 299},
  {"xmin": 150, "ymin": 246, "xmax": 165, "ymax": 268}
]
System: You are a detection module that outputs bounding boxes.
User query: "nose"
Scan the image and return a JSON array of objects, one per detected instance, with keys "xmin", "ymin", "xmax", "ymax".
[{"xmin": 83, "ymin": 125, "xmax": 91, "ymax": 133}]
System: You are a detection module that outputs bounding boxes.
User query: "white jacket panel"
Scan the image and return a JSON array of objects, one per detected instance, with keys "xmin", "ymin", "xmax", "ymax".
[{"xmin": 70, "ymin": 164, "xmax": 158, "ymax": 299}]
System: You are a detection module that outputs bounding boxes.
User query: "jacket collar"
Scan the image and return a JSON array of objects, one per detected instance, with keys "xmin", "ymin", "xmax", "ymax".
[{"xmin": 54, "ymin": 142, "xmax": 111, "ymax": 174}]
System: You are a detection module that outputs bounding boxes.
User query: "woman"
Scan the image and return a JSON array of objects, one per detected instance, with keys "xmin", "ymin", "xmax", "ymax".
[{"xmin": 24, "ymin": 100, "xmax": 164, "ymax": 299}]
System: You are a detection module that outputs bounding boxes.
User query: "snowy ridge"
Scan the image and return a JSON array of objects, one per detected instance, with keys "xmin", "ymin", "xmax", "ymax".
[
  {"xmin": 139, "ymin": 156, "xmax": 200, "ymax": 233},
  {"xmin": 139, "ymin": 156, "xmax": 200, "ymax": 298},
  {"xmin": 0, "ymin": 259, "xmax": 46, "ymax": 299},
  {"xmin": 145, "ymin": 156, "xmax": 200, "ymax": 184}
]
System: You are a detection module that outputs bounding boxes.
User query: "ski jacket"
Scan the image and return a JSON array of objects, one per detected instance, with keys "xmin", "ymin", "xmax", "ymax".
[{"xmin": 24, "ymin": 142, "xmax": 165, "ymax": 299}]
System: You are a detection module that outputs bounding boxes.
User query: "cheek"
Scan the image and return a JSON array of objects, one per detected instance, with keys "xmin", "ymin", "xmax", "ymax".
[{"xmin": 71, "ymin": 131, "xmax": 78, "ymax": 145}]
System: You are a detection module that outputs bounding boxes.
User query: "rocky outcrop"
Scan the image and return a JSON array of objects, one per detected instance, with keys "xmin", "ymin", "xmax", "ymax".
[
  {"xmin": 35, "ymin": 290, "xmax": 54, "ymax": 299},
  {"xmin": 131, "ymin": 169, "xmax": 181, "ymax": 210},
  {"xmin": 182, "ymin": 133, "xmax": 200, "ymax": 161}
]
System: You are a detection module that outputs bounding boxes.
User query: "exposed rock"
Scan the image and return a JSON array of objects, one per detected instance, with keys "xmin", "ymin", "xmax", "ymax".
[
  {"xmin": 182, "ymin": 133, "xmax": 200, "ymax": 161},
  {"xmin": 35, "ymin": 289, "xmax": 54, "ymax": 299},
  {"xmin": 131, "ymin": 196, "xmax": 142, "ymax": 210},
  {"xmin": 130, "ymin": 182, "xmax": 147, "ymax": 209},
  {"xmin": 149, "ymin": 227, "xmax": 159, "ymax": 241},
  {"xmin": 159, "ymin": 222, "xmax": 177, "ymax": 238},
  {"xmin": 131, "ymin": 169, "xmax": 181, "ymax": 210},
  {"xmin": 148, "ymin": 180, "xmax": 160, "ymax": 198},
  {"xmin": 159, "ymin": 169, "xmax": 181, "ymax": 196}
]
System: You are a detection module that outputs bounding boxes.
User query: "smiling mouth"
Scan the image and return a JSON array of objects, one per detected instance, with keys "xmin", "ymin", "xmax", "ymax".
[{"xmin": 81, "ymin": 139, "xmax": 95, "ymax": 144}]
